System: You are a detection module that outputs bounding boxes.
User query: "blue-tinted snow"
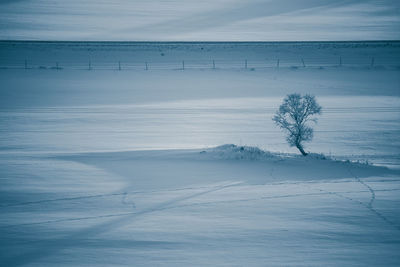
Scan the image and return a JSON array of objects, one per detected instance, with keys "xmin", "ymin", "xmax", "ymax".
[{"xmin": 0, "ymin": 42, "xmax": 400, "ymax": 266}]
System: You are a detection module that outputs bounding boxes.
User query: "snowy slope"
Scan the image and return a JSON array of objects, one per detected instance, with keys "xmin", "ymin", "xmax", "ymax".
[
  {"xmin": 1, "ymin": 146, "xmax": 399, "ymax": 266},
  {"xmin": 0, "ymin": 42, "xmax": 399, "ymax": 266}
]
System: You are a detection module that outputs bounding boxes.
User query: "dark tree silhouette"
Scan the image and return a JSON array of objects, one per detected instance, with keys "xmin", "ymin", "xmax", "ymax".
[{"xmin": 273, "ymin": 94, "xmax": 322, "ymax": 156}]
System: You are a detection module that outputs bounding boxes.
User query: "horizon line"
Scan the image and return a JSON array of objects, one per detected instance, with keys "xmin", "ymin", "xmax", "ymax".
[{"xmin": 1, "ymin": 40, "xmax": 399, "ymax": 44}]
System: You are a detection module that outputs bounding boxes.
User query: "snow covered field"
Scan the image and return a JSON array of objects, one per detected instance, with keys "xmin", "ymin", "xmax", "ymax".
[{"xmin": 1, "ymin": 41, "xmax": 400, "ymax": 266}]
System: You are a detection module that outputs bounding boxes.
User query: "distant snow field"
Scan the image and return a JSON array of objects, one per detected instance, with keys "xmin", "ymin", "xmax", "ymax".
[{"xmin": 0, "ymin": 42, "xmax": 399, "ymax": 266}]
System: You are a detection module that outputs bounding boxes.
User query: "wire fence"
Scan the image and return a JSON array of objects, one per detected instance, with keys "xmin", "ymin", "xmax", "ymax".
[{"xmin": 1, "ymin": 56, "xmax": 399, "ymax": 71}]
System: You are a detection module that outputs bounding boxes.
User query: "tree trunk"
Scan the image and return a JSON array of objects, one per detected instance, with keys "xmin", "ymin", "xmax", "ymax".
[{"xmin": 296, "ymin": 144, "xmax": 308, "ymax": 156}]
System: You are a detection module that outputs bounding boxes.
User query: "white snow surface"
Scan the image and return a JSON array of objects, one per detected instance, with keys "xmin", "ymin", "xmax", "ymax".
[
  {"xmin": 1, "ymin": 146, "xmax": 400, "ymax": 266},
  {"xmin": 0, "ymin": 42, "xmax": 400, "ymax": 266}
]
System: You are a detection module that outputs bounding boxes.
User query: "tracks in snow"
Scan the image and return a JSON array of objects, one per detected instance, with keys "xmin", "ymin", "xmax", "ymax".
[
  {"xmin": 2, "ymin": 179, "xmax": 399, "ymax": 229},
  {"xmin": 312, "ymin": 166, "xmax": 400, "ymax": 231},
  {"xmin": 347, "ymin": 167, "xmax": 376, "ymax": 208},
  {"xmin": 1, "ymin": 181, "xmax": 243, "ymax": 228}
]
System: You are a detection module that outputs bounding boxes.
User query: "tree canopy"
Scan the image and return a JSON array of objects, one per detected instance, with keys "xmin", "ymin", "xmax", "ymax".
[{"xmin": 273, "ymin": 94, "xmax": 322, "ymax": 156}]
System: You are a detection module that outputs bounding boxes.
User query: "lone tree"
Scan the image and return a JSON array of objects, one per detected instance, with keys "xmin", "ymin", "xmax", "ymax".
[{"xmin": 273, "ymin": 94, "xmax": 322, "ymax": 156}]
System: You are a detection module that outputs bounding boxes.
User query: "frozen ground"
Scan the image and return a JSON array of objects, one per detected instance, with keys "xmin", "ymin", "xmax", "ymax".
[
  {"xmin": 1, "ymin": 146, "xmax": 400, "ymax": 266},
  {"xmin": 1, "ymin": 68, "xmax": 399, "ymax": 167},
  {"xmin": 0, "ymin": 42, "xmax": 400, "ymax": 266}
]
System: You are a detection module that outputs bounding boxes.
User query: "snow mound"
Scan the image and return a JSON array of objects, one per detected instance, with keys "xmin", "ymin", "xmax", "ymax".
[
  {"xmin": 204, "ymin": 144, "xmax": 275, "ymax": 161},
  {"xmin": 200, "ymin": 144, "xmax": 332, "ymax": 162},
  {"xmin": 304, "ymin": 153, "xmax": 328, "ymax": 160}
]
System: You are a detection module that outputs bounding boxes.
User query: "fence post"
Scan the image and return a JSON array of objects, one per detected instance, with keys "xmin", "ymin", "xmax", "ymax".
[
  {"xmin": 212, "ymin": 60, "xmax": 215, "ymax": 69},
  {"xmin": 24, "ymin": 59, "xmax": 27, "ymax": 69},
  {"xmin": 118, "ymin": 61, "xmax": 121, "ymax": 70},
  {"xmin": 56, "ymin": 62, "xmax": 59, "ymax": 70},
  {"xmin": 182, "ymin": 60, "xmax": 185, "ymax": 70},
  {"xmin": 277, "ymin": 59, "xmax": 280, "ymax": 68},
  {"xmin": 339, "ymin": 56, "xmax": 342, "ymax": 67},
  {"xmin": 89, "ymin": 61, "xmax": 92, "ymax": 70},
  {"xmin": 145, "ymin": 62, "xmax": 148, "ymax": 70},
  {"xmin": 301, "ymin": 58, "xmax": 306, "ymax": 68},
  {"xmin": 245, "ymin": 59, "xmax": 247, "ymax": 69},
  {"xmin": 371, "ymin": 57, "xmax": 374, "ymax": 67}
]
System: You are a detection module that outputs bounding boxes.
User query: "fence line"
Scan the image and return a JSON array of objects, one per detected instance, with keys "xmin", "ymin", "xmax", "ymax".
[{"xmin": 1, "ymin": 57, "xmax": 399, "ymax": 71}]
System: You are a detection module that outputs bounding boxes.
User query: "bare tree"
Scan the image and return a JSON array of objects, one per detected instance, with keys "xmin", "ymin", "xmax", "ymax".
[{"xmin": 273, "ymin": 94, "xmax": 322, "ymax": 156}]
